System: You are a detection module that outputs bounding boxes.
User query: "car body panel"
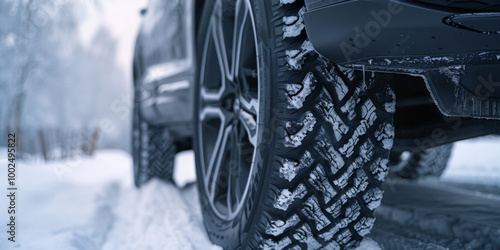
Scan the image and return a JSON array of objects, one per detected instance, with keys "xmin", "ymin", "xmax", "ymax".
[{"xmin": 134, "ymin": 0, "xmax": 195, "ymax": 139}]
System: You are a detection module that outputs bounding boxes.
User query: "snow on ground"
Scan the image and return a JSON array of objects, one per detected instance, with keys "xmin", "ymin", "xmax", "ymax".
[
  {"xmin": 442, "ymin": 136, "xmax": 500, "ymax": 185},
  {"xmin": 0, "ymin": 136, "xmax": 499, "ymax": 249},
  {"xmin": 0, "ymin": 150, "xmax": 215, "ymax": 250}
]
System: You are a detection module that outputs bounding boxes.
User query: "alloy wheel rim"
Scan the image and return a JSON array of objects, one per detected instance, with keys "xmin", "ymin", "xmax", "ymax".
[{"xmin": 198, "ymin": 0, "xmax": 260, "ymax": 220}]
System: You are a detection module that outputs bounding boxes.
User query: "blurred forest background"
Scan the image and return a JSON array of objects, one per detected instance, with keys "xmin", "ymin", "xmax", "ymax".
[{"xmin": 0, "ymin": 0, "xmax": 146, "ymax": 159}]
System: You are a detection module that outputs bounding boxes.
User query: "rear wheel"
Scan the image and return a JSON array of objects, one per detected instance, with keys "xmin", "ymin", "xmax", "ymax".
[
  {"xmin": 390, "ymin": 144, "xmax": 454, "ymax": 179},
  {"xmin": 132, "ymin": 91, "xmax": 176, "ymax": 187},
  {"xmin": 194, "ymin": 0, "xmax": 396, "ymax": 248}
]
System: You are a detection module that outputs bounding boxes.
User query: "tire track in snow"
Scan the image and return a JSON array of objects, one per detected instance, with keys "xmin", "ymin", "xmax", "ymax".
[
  {"xmin": 69, "ymin": 183, "xmax": 120, "ymax": 250},
  {"xmin": 97, "ymin": 179, "xmax": 218, "ymax": 250}
]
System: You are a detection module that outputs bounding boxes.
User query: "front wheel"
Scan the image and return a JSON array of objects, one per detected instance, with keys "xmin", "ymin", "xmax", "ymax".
[{"xmin": 194, "ymin": 0, "xmax": 396, "ymax": 248}]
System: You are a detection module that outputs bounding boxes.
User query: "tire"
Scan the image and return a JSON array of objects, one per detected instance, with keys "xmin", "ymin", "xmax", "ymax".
[
  {"xmin": 132, "ymin": 92, "xmax": 176, "ymax": 187},
  {"xmin": 390, "ymin": 144, "xmax": 454, "ymax": 180},
  {"xmin": 194, "ymin": 0, "xmax": 396, "ymax": 249}
]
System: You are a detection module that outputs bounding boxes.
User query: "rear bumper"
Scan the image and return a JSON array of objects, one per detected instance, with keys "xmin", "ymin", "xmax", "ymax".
[{"xmin": 303, "ymin": 0, "xmax": 500, "ymax": 119}]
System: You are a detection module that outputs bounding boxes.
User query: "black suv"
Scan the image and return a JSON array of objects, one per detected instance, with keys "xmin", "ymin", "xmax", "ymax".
[{"xmin": 132, "ymin": 0, "xmax": 500, "ymax": 248}]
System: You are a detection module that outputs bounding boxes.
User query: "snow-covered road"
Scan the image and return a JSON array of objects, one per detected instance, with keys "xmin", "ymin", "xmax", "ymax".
[{"xmin": 1, "ymin": 137, "xmax": 499, "ymax": 249}]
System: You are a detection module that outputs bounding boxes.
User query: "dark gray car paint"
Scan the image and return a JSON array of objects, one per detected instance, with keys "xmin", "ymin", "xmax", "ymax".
[
  {"xmin": 302, "ymin": 0, "xmax": 500, "ymax": 119},
  {"xmin": 135, "ymin": 0, "xmax": 195, "ymax": 139}
]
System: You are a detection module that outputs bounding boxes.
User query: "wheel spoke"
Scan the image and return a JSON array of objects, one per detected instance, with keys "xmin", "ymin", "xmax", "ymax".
[
  {"xmin": 227, "ymin": 126, "xmax": 239, "ymax": 215},
  {"xmin": 232, "ymin": 0, "xmax": 250, "ymax": 79},
  {"xmin": 201, "ymin": 86, "xmax": 223, "ymax": 103},
  {"xmin": 226, "ymin": 161, "xmax": 233, "ymax": 215},
  {"xmin": 199, "ymin": 106, "xmax": 228, "ymax": 198},
  {"xmin": 199, "ymin": 106, "xmax": 229, "ymax": 124},
  {"xmin": 212, "ymin": 2, "xmax": 232, "ymax": 81},
  {"xmin": 206, "ymin": 124, "xmax": 232, "ymax": 200}
]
